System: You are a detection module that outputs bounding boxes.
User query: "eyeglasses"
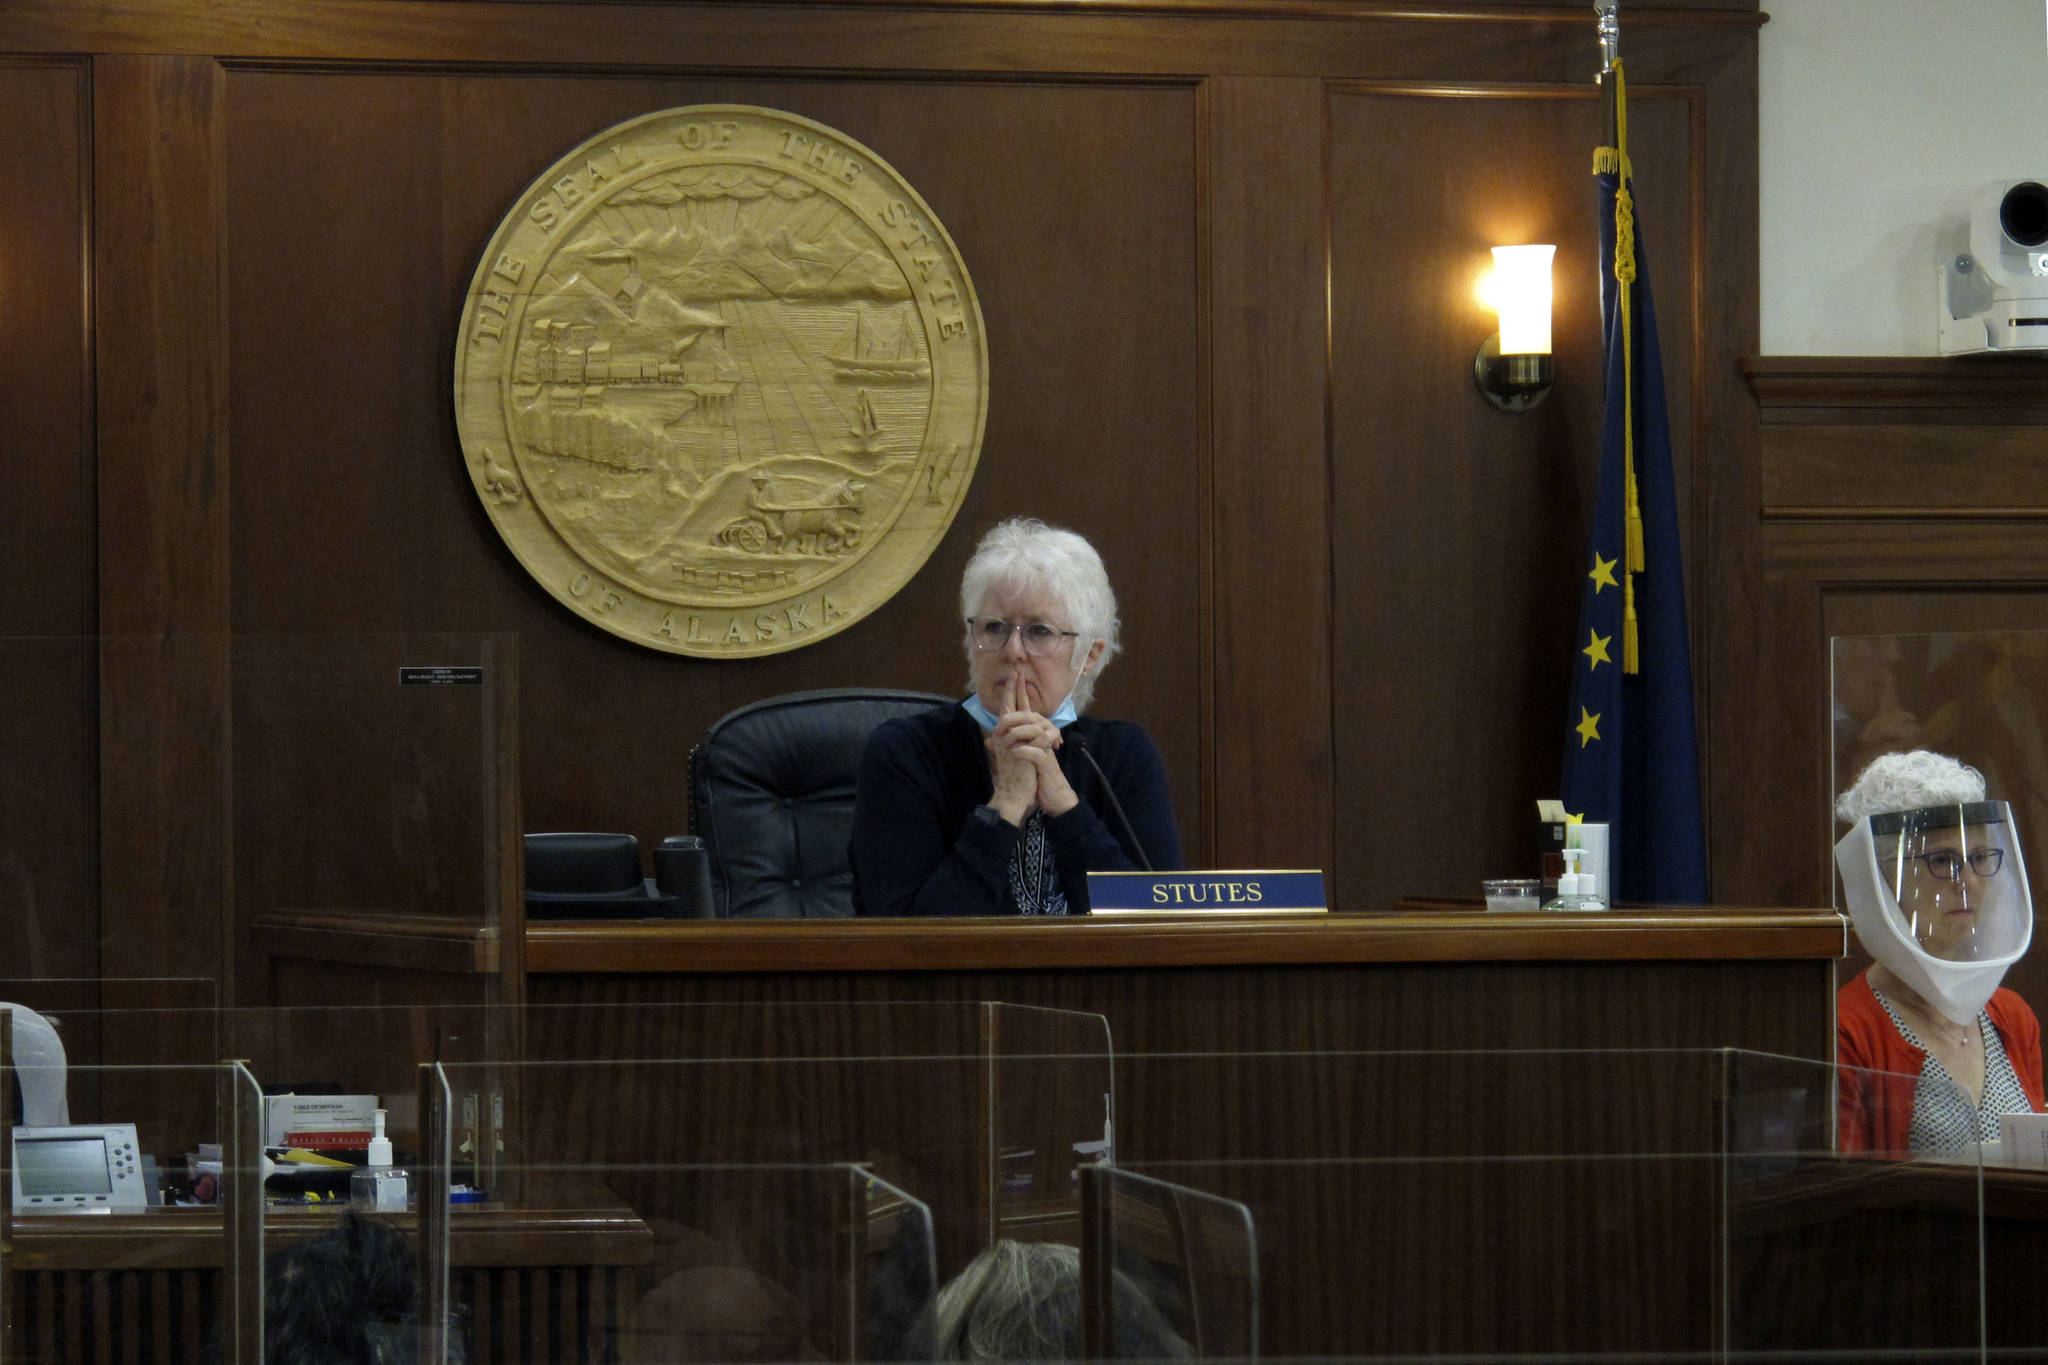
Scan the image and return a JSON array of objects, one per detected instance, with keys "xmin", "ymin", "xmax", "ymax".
[
  {"xmin": 967, "ymin": 617, "xmax": 1079, "ymax": 656},
  {"xmin": 1907, "ymin": 847, "xmax": 2005, "ymax": 882}
]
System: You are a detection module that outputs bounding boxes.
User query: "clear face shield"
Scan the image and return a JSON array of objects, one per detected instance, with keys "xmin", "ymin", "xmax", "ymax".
[{"xmin": 1836, "ymin": 801, "xmax": 2033, "ymax": 1024}]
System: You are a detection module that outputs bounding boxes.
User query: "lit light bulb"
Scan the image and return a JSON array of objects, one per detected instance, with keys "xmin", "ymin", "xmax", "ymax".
[{"xmin": 1490, "ymin": 244, "xmax": 1555, "ymax": 356}]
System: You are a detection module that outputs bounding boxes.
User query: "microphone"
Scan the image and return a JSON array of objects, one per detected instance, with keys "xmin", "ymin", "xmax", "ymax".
[{"xmin": 1069, "ymin": 734, "xmax": 1153, "ymax": 872}]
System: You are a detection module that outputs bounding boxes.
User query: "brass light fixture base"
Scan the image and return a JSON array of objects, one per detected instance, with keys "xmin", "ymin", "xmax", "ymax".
[{"xmin": 1474, "ymin": 332, "xmax": 1554, "ymax": 412}]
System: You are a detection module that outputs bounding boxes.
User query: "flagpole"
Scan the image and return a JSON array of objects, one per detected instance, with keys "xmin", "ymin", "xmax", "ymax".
[
  {"xmin": 1565, "ymin": 0, "xmax": 1709, "ymax": 901},
  {"xmin": 1596, "ymin": 0, "xmax": 1620, "ymax": 143},
  {"xmin": 1591, "ymin": 0, "xmax": 1645, "ymax": 669}
]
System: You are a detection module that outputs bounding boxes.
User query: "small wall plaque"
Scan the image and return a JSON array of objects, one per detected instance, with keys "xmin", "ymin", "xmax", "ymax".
[{"xmin": 399, "ymin": 666, "xmax": 485, "ymax": 686}]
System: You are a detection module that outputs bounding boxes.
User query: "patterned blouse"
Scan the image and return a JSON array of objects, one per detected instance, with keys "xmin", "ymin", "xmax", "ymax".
[
  {"xmin": 1007, "ymin": 810, "xmax": 1070, "ymax": 915},
  {"xmin": 1872, "ymin": 986, "xmax": 2033, "ymax": 1154}
]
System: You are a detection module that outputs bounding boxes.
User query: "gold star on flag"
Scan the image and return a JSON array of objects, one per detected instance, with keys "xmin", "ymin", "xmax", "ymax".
[
  {"xmin": 1583, "ymin": 629, "xmax": 1612, "ymax": 671},
  {"xmin": 1575, "ymin": 707, "xmax": 1601, "ymax": 748},
  {"xmin": 1589, "ymin": 553, "xmax": 1619, "ymax": 593}
]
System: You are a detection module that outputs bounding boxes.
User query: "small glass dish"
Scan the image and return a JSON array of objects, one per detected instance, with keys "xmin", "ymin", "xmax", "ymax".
[{"xmin": 1481, "ymin": 878, "xmax": 1541, "ymax": 911}]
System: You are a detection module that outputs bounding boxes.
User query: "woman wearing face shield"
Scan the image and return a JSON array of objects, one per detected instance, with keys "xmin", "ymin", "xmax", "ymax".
[
  {"xmin": 1835, "ymin": 750, "xmax": 2043, "ymax": 1154},
  {"xmin": 848, "ymin": 517, "xmax": 1182, "ymax": 916}
]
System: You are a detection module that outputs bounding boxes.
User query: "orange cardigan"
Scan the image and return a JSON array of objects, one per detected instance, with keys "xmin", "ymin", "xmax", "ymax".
[{"xmin": 1837, "ymin": 969, "xmax": 2045, "ymax": 1154}]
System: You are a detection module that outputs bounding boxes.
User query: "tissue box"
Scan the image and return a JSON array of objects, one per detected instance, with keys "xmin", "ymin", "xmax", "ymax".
[
  {"xmin": 264, "ymin": 1094, "xmax": 378, "ymax": 1151},
  {"xmin": 1999, "ymin": 1111, "xmax": 2048, "ymax": 1166}
]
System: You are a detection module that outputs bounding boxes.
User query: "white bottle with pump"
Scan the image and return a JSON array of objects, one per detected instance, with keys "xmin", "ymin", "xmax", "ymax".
[
  {"xmin": 350, "ymin": 1108, "xmax": 412, "ymax": 1211},
  {"xmin": 1545, "ymin": 845, "xmax": 1607, "ymax": 911}
]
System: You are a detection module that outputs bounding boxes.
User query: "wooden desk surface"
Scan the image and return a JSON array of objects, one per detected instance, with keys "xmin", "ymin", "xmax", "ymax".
[
  {"xmin": 5, "ymin": 1201, "xmax": 655, "ymax": 1271},
  {"xmin": 525, "ymin": 904, "xmax": 1848, "ymax": 974},
  {"xmin": 252, "ymin": 903, "xmax": 1848, "ymax": 975},
  {"xmin": 1728, "ymin": 1153, "xmax": 2048, "ymax": 1354},
  {"xmin": 6, "ymin": 1200, "xmax": 655, "ymax": 1364},
  {"xmin": 1738, "ymin": 1153, "xmax": 2048, "ymax": 1223}
]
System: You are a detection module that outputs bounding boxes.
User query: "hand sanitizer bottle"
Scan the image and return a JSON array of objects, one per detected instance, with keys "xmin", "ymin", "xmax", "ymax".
[
  {"xmin": 1544, "ymin": 846, "xmax": 1606, "ymax": 911},
  {"xmin": 350, "ymin": 1108, "xmax": 412, "ymax": 1211}
]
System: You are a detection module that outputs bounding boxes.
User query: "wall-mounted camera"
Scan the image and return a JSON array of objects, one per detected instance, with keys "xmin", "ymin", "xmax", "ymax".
[{"xmin": 1939, "ymin": 180, "xmax": 2048, "ymax": 354}]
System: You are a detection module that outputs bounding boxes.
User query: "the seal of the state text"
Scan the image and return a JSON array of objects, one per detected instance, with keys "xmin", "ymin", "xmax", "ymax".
[{"xmin": 454, "ymin": 106, "xmax": 987, "ymax": 657}]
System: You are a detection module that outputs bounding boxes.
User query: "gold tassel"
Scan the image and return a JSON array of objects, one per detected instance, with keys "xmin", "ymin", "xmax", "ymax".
[
  {"xmin": 1617, "ymin": 175, "xmax": 1643, "ymax": 580},
  {"xmin": 1607, "ymin": 62, "xmax": 1645, "ymax": 673},
  {"xmin": 1625, "ymin": 480, "xmax": 1645, "ymax": 575},
  {"xmin": 1623, "ymin": 575, "xmax": 1640, "ymax": 674}
]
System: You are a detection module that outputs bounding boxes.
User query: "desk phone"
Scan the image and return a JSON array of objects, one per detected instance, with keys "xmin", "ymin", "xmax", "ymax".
[{"xmin": 11, "ymin": 1123, "xmax": 150, "ymax": 1212}]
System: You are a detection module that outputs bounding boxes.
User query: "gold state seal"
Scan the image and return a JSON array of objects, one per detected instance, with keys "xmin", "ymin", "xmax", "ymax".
[{"xmin": 454, "ymin": 106, "xmax": 987, "ymax": 657}]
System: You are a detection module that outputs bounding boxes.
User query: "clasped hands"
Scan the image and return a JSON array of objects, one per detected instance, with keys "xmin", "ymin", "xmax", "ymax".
[{"xmin": 984, "ymin": 673, "xmax": 1080, "ymax": 825}]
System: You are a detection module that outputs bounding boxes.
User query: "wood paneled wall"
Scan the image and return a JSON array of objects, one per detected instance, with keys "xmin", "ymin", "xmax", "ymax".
[
  {"xmin": 1731, "ymin": 357, "xmax": 2048, "ymax": 1008},
  {"xmin": 0, "ymin": 60, "xmax": 94, "ymax": 983},
  {"xmin": 0, "ymin": 0, "xmax": 1771, "ymax": 1003}
]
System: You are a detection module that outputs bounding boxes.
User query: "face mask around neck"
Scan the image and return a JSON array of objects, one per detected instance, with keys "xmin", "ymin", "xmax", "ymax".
[{"xmin": 963, "ymin": 691, "xmax": 1080, "ymax": 732}]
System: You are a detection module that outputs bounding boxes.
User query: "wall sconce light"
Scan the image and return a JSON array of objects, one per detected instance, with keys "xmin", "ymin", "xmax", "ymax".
[{"xmin": 1474, "ymin": 244, "xmax": 1555, "ymax": 412}]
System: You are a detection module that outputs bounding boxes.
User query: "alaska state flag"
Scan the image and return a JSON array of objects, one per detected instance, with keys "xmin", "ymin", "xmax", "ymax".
[{"xmin": 1560, "ymin": 104, "xmax": 1708, "ymax": 904}]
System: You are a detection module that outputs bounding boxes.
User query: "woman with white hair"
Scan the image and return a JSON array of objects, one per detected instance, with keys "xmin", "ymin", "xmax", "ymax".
[
  {"xmin": 850, "ymin": 517, "xmax": 1181, "ymax": 916},
  {"xmin": 934, "ymin": 1240, "xmax": 1189, "ymax": 1362},
  {"xmin": 1835, "ymin": 749, "xmax": 2043, "ymax": 1153}
]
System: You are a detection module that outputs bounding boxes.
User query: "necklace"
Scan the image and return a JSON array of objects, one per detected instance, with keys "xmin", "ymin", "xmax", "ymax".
[
  {"xmin": 1874, "ymin": 969, "xmax": 1975, "ymax": 1050},
  {"xmin": 1927, "ymin": 1013, "xmax": 1974, "ymax": 1051},
  {"xmin": 1899, "ymin": 993, "xmax": 1974, "ymax": 1050}
]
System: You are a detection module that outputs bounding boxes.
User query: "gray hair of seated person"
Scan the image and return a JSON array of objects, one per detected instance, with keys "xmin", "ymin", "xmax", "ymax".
[
  {"xmin": 959, "ymin": 518, "xmax": 1120, "ymax": 713},
  {"xmin": 934, "ymin": 1239, "xmax": 1188, "ymax": 1363},
  {"xmin": 1835, "ymin": 750, "xmax": 1988, "ymax": 824}
]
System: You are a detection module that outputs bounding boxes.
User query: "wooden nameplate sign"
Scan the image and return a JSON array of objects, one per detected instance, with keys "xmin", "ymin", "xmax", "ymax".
[{"xmin": 1086, "ymin": 870, "xmax": 1327, "ymax": 915}]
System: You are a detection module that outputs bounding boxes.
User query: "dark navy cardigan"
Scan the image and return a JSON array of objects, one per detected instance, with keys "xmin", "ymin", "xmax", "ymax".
[{"xmin": 849, "ymin": 702, "xmax": 1182, "ymax": 916}]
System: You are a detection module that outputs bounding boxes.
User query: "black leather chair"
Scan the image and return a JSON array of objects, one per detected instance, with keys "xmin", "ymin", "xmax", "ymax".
[
  {"xmin": 688, "ymin": 688, "xmax": 952, "ymax": 918},
  {"xmin": 523, "ymin": 831, "xmax": 678, "ymax": 919}
]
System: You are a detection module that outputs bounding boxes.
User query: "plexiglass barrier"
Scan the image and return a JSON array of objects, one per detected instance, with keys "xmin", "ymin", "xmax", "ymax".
[
  {"xmin": 44, "ymin": 1029, "xmax": 2023, "ymax": 1360},
  {"xmin": 1079, "ymin": 1166, "xmax": 1256, "ymax": 1360},
  {"xmin": 2, "ymin": 630, "xmax": 521, "ymax": 1024},
  {"xmin": 4, "ymin": 1001, "xmax": 1107, "ymax": 1188},
  {"xmin": 1829, "ymin": 628, "xmax": 2048, "ymax": 998},
  {"xmin": 1, "ymin": 983, "xmax": 221, "ymax": 1173},
  {"xmin": 228, "ymin": 631, "xmax": 516, "ymax": 927},
  {"xmin": 1108, "ymin": 1046, "xmax": 1747, "ymax": 1361},
  {"xmin": 0, "ymin": 1059, "xmax": 266, "ymax": 1364},
  {"xmin": 1830, "ymin": 629, "xmax": 2048, "ymax": 839},
  {"xmin": 62, "ymin": 1023, "xmax": 2034, "ymax": 1360},
  {"xmin": 1724, "ymin": 1048, "xmax": 1992, "ymax": 1361},
  {"xmin": 4, "ymin": 1002, "xmax": 1118, "ymax": 1361},
  {"xmin": 420, "ymin": 1004, "xmax": 1107, "ymax": 1362}
]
